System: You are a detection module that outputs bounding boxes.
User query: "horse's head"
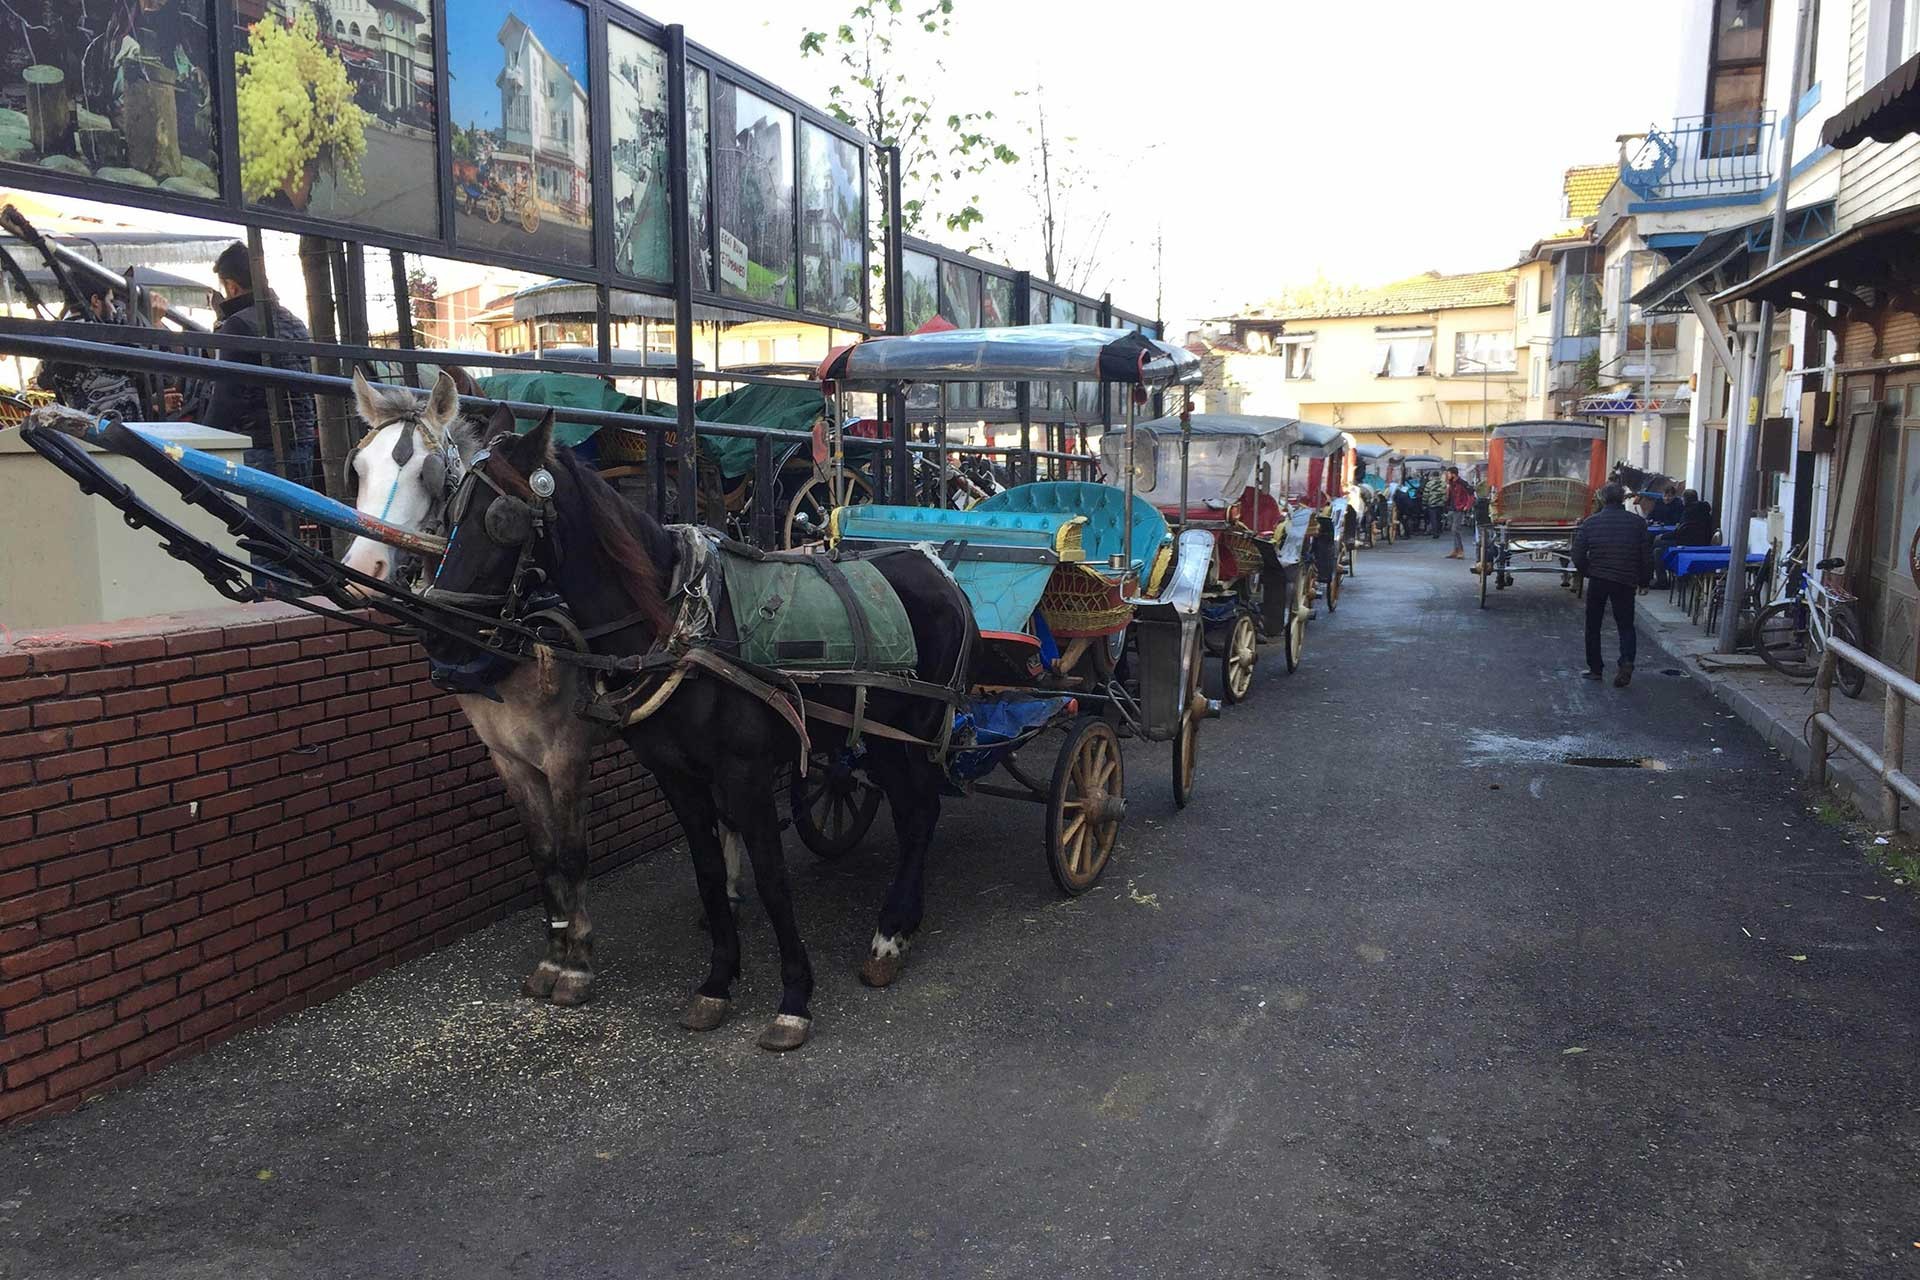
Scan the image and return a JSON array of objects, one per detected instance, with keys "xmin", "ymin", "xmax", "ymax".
[
  {"xmin": 340, "ymin": 369, "xmax": 475, "ymax": 585},
  {"xmin": 420, "ymin": 405, "xmax": 674, "ymax": 679}
]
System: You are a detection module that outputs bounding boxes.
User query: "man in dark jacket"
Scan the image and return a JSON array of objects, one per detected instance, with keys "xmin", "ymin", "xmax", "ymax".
[
  {"xmin": 196, "ymin": 242, "xmax": 318, "ymax": 478},
  {"xmin": 1571, "ymin": 482, "xmax": 1655, "ymax": 687},
  {"xmin": 1649, "ymin": 484, "xmax": 1685, "ymax": 525}
]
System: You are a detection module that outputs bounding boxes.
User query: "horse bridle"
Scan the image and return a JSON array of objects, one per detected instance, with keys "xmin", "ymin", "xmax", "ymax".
[
  {"xmin": 425, "ymin": 444, "xmax": 557, "ymax": 625},
  {"xmin": 346, "ymin": 418, "xmax": 462, "ymax": 587}
]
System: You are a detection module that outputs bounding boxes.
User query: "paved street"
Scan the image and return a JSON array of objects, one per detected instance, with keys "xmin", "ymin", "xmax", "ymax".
[{"xmin": 5, "ymin": 538, "xmax": 1919, "ymax": 1279}]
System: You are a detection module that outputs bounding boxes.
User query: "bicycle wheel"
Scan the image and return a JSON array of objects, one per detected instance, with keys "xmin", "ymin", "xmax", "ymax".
[
  {"xmin": 1753, "ymin": 600, "xmax": 1815, "ymax": 679},
  {"xmin": 1831, "ymin": 606, "xmax": 1868, "ymax": 699}
]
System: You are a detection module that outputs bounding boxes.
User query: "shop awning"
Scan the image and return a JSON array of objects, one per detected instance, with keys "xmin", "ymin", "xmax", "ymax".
[
  {"xmin": 1711, "ymin": 206, "xmax": 1920, "ymax": 311},
  {"xmin": 1630, "ymin": 221, "xmax": 1757, "ymax": 314},
  {"xmin": 1822, "ymin": 51, "xmax": 1920, "ymax": 150}
]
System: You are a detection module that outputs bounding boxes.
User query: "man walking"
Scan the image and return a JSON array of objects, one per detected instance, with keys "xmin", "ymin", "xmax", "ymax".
[
  {"xmin": 1571, "ymin": 482, "xmax": 1655, "ymax": 687},
  {"xmin": 1444, "ymin": 465, "xmax": 1476, "ymax": 560}
]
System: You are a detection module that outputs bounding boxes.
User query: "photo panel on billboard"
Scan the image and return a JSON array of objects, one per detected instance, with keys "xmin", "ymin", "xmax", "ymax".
[
  {"xmin": 1, "ymin": 0, "xmax": 221, "ymax": 198},
  {"xmin": 447, "ymin": 0, "xmax": 594, "ymax": 267},
  {"xmin": 607, "ymin": 26, "xmax": 669, "ymax": 282},
  {"xmin": 1030, "ymin": 289, "xmax": 1054, "ymax": 412},
  {"xmin": 982, "ymin": 274, "xmax": 1015, "ymax": 409},
  {"xmin": 938, "ymin": 262, "xmax": 980, "ymax": 409},
  {"xmin": 800, "ymin": 121, "xmax": 862, "ymax": 322},
  {"xmin": 713, "ymin": 80, "xmax": 794, "ymax": 309},
  {"xmin": 687, "ymin": 64, "xmax": 712, "ymax": 291},
  {"xmin": 902, "ymin": 249, "xmax": 937, "ymax": 332},
  {"xmin": 1075, "ymin": 301, "xmax": 1100, "ymax": 417},
  {"xmin": 233, "ymin": 0, "xmax": 441, "ymax": 238}
]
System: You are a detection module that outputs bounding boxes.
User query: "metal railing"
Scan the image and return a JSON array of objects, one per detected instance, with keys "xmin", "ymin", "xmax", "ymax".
[
  {"xmin": 1620, "ymin": 113, "xmax": 1776, "ymax": 201},
  {"xmin": 1808, "ymin": 636, "xmax": 1914, "ymax": 830}
]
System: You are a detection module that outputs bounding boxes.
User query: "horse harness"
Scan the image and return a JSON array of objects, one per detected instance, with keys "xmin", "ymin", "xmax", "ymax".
[
  {"xmin": 344, "ymin": 418, "xmax": 462, "ymax": 586},
  {"xmin": 432, "ymin": 450, "xmax": 967, "ymax": 769}
]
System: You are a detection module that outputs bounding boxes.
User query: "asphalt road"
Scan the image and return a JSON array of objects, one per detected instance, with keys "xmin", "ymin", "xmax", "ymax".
[{"xmin": 6, "ymin": 537, "xmax": 1919, "ymax": 1279}]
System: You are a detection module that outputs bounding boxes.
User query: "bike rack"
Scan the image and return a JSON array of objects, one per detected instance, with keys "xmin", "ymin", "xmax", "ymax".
[{"xmin": 1808, "ymin": 636, "xmax": 1919, "ymax": 830}]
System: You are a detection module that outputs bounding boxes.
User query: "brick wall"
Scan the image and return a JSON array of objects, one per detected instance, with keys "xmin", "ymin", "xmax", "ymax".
[{"xmin": 0, "ymin": 602, "xmax": 678, "ymax": 1126}]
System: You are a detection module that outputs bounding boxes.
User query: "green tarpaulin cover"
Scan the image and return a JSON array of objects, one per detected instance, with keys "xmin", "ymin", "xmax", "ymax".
[
  {"xmin": 476, "ymin": 374, "xmax": 823, "ymax": 478},
  {"xmin": 717, "ymin": 552, "xmax": 918, "ymax": 672}
]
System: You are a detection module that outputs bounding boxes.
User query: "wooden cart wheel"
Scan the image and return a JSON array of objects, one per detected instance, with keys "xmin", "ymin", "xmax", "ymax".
[
  {"xmin": 1325, "ymin": 556, "xmax": 1342, "ymax": 613},
  {"xmin": 520, "ymin": 197, "xmax": 540, "ymax": 235},
  {"xmin": 1172, "ymin": 629, "xmax": 1203, "ymax": 810},
  {"xmin": 1221, "ymin": 611, "xmax": 1257, "ymax": 705},
  {"xmin": 783, "ymin": 468, "xmax": 873, "ymax": 548},
  {"xmin": 484, "ymin": 198, "xmax": 503, "ymax": 225},
  {"xmin": 1046, "ymin": 719, "xmax": 1124, "ymax": 895},
  {"xmin": 1478, "ymin": 536, "xmax": 1490, "ymax": 609},
  {"xmin": 1287, "ymin": 566, "xmax": 1308, "ymax": 672},
  {"xmin": 789, "ymin": 759, "xmax": 882, "ymax": 860}
]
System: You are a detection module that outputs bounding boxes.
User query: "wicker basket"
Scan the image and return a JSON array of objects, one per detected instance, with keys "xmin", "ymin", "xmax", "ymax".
[{"xmin": 1040, "ymin": 563, "xmax": 1136, "ymax": 637}]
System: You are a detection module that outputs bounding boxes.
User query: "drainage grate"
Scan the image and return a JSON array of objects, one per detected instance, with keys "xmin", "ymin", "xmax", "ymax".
[
  {"xmin": 1563, "ymin": 756, "xmax": 1657, "ymax": 769},
  {"xmin": 1661, "ymin": 668, "xmax": 1684, "ymax": 677}
]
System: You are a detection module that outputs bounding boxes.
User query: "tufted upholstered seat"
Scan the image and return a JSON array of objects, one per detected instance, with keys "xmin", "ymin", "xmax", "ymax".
[{"xmin": 975, "ymin": 482, "xmax": 1171, "ymax": 578}]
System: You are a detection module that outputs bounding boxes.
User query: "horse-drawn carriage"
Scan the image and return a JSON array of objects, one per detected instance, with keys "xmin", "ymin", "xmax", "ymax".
[
  {"xmin": 1353, "ymin": 442, "xmax": 1402, "ymax": 546},
  {"xmin": 1476, "ymin": 420, "xmax": 1608, "ymax": 607},
  {"xmin": 1098, "ymin": 412, "xmax": 1310, "ymax": 701},
  {"xmin": 1277, "ymin": 422, "xmax": 1357, "ymax": 612},
  {"xmin": 804, "ymin": 324, "xmax": 1216, "ymax": 892}
]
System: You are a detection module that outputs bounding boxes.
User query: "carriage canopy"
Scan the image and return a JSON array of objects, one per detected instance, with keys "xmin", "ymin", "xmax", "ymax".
[
  {"xmin": 820, "ymin": 325, "xmax": 1201, "ymax": 389},
  {"xmin": 1098, "ymin": 413, "xmax": 1301, "ymax": 509},
  {"xmin": 1487, "ymin": 421, "xmax": 1608, "ymax": 524}
]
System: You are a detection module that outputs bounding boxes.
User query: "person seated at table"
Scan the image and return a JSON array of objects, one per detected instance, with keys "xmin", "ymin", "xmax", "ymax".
[
  {"xmin": 1650, "ymin": 490, "xmax": 1715, "ymax": 587},
  {"xmin": 1649, "ymin": 484, "xmax": 1685, "ymax": 525}
]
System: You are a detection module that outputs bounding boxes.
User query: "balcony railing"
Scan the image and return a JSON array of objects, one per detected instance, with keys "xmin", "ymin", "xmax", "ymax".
[{"xmin": 1620, "ymin": 113, "xmax": 1776, "ymax": 202}]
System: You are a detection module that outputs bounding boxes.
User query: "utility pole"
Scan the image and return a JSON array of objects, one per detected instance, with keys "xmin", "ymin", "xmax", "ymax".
[{"xmin": 1718, "ymin": 0, "xmax": 1812, "ymax": 654}]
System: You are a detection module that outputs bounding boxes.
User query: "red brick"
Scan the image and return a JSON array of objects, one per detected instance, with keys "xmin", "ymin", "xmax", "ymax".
[
  {"xmin": 66, "ymin": 666, "xmax": 134, "ymax": 695},
  {"xmin": 137, "ymin": 807, "xmax": 195, "ymax": 839},
  {"xmin": 143, "ymin": 991, "xmax": 202, "ymax": 1032},
  {"xmin": 0, "ymin": 973, "xmax": 42, "ymax": 1006},
  {"xmin": 33, "ymin": 748, "xmax": 105, "ymax": 781},
  {"xmin": 32, "ymin": 697, "xmax": 103, "ymax": 728},
  {"xmin": 98, "ymin": 636, "xmax": 167, "ymax": 662},
  {"xmin": 39, "ymin": 952, "xmax": 112, "ymax": 994},
  {"xmin": 0, "ymin": 780, "xmax": 68, "ymax": 818},
  {"xmin": 0, "ymin": 674, "xmax": 65, "ymax": 707},
  {"xmin": 102, "ymin": 686, "xmax": 168, "ymax": 717},
  {"xmin": 0, "ymin": 887, "xmax": 72, "ymax": 933},
  {"xmin": 170, "ymin": 724, "xmax": 228, "ymax": 752},
  {"xmin": 24, "ymin": 646, "xmax": 104, "ymax": 674},
  {"xmin": 193, "ymin": 698, "xmax": 249, "ymax": 727},
  {"xmin": 118, "ymin": 1025, "xmax": 180, "ymax": 1068},
  {"xmin": 69, "ymin": 768, "xmax": 140, "ymax": 802},
  {"xmin": 141, "ymin": 946, "xmax": 202, "ymax": 983},
  {"xmin": 4, "ymin": 989, "xmax": 77, "ymax": 1033},
  {"xmin": 5, "ymin": 1041, "xmax": 77, "ymax": 1089},
  {"xmin": 0, "ymin": 1081, "xmax": 48, "ymax": 1122},
  {"xmin": 38, "ymin": 901, "xmax": 110, "ymax": 938},
  {"xmin": 105, "ymin": 736, "xmax": 169, "ymax": 767},
  {"xmin": 111, "ymin": 884, "xmax": 173, "ymax": 918},
  {"xmin": 40, "ymin": 850, "xmax": 111, "ymax": 887},
  {"xmin": 135, "ymin": 756, "xmax": 199, "ymax": 787},
  {"xmin": 46, "ymin": 1055, "xmax": 115, "ymax": 1100},
  {"xmin": 69, "ymin": 867, "xmax": 140, "ymax": 907},
  {"xmin": 79, "ymin": 1019, "xmax": 144, "ymax": 1061},
  {"xmin": 68, "ymin": 717, "xmax": 136, "ymax": 748},
  {"xmin": 247, "ymin": 641, "xmax": 301, "ymax": 667},
  {"xmin": 75, "ymin": 968, "xmax": 140, "ymax": 1008},
  {"xmin": 191, "ymin": 649, "xmax": 249, "ymax": 677},
  {"xmin": 34, "ymin": 799, "xmax": 106, "ymax": 836},
  {"xmin": 0, "ymin": 1027, "xmax": 46, "ymax": 1067},
  {"xmin": 0, "ymin": 653, "xmax": 27, "ymax": 679},
  {"xmin": 223, "ymin": 621, "xmax": 282, "ymax": 647},
  {"xmin": 116, "ymin": 981, "xmax": 177, "ymax": 1019},
  {"xmin": 163, "ymin": 631, "xmax": 223, "ymax": 657},
  {"xmin": 44, "ymin": 1003, "xmax": 114, "ymax": 1048},
  {"xmin": 113, "ymin": 931, "xmax": 175, "ymax": 970},
  {"xmin": 179, "ymin": 954, "xmax": 234, "ymax": 993},
  {"xmin": 223, "ymin": 666, "xmax": 283, "ymax": 695},
  {"xmin": 133, "ymin": 707, "xmax": 193, "ymax": 735}
]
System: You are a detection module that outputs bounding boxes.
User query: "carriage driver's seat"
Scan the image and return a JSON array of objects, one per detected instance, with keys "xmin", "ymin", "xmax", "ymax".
[{"xmin": 976, "ymin": 482, "xmax": 1172, "ymax": 581}]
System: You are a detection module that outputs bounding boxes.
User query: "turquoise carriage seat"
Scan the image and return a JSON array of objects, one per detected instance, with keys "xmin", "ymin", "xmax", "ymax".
[
  {"xmin": 831, "ymin": 503, "xmax": 1086, "ymax": 636},
  {"xmin": 975, "ymin": 482, "xmax": 1172, "ymax": 581}
]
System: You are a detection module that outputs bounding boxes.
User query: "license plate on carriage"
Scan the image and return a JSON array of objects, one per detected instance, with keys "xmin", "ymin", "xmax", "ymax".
[{"xmin": 1527, "ymin": 552, "xmax": 1554, "ymax": 562}]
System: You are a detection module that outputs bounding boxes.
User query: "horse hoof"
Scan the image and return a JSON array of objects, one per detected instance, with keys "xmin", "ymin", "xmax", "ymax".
[
  {"xmin": 521, "ymin": 961, "xmax": 562, "ymax": 999},
  {"xmin": 679, "ymin": 994, "xmax": 731, "ymax": 1032},
  {"xmin": 550, "ymin": 969, "xmax": 594, "ymax": 1007},
  {"xmin": 860, "ymin": 952, "xmax": 903, "ymax": 988},
  {"xmin": 757, "ymin": 1014, "xmax": 811, "ymax": 1052}
]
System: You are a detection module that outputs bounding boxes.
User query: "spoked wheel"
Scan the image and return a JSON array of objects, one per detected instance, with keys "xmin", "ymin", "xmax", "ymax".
[
  {"xmin": 1478, "ymin": 538, "xmax": 1490, "ymax": 608},
  {"xmin": 1046, "ymin": 719, "xmax": 1124, "ymax": 895},
  {"xmin": 1753, "ymin": 600, "xmax": 1816, "ymax": 679},
  {"xmin": 1220, "ymin": 611, "xmax": 1257, "ymax": 705},
  {"xmin": 519, "ymin": 199, "xmax": 540, "ymax": 235},
  {"xmin": 1287, "ymin": 566, "xmax": 1308, "ymax": 672},
  {"xmin": 1832, "ymin": 606, "xmax": 1868, "ymax": 700},
  {"xmin": 783, "ymin": 469, "xmax": 873, "ymax": 548},
  {"xmin": 1326, "ymin": 557, "xmax": 1342, "ymax": 613},
  {"xmin": 1172, "ymin": 626, "xmax": 1204, "ymax": 810},
  {"xmin": 788, "ymin": 757, "xmax": 882, "ymax": 860}
]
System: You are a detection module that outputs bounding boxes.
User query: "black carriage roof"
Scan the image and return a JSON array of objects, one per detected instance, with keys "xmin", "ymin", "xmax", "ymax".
[
  {"xmin": 1129, "ymin": 413, "xmax": 1301, "ymax": 447},
  {"xmin": 1353, "ymin": 443, "xmax": 1400, "ymax": 460},
  {"xmin": 1287, "ymin": 422, "xmax": 1348, "ymax": 456},
  {"xmin": 1490, "ymin": 419, "xmax": 1608, "ymax": 440},
  {"xmin": 821, "ymin": 324, "xmax": 1200, "ymax": 388}
]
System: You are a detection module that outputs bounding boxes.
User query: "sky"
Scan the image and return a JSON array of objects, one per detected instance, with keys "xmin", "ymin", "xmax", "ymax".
[
  {"xmin": 447, "ymin": 0, "xmax": 594, "ymax": 131},
  {"xmin": 630, "ymin": 0, "xmax": 1689, "ymax": 324}
]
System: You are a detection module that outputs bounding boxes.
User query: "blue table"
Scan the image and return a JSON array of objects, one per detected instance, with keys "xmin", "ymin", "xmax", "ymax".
[
  {"xmin": 1648, "ymin": 522, "xmax": 1677, "ymax": 537},
  {"xmin": 1663, "ymin": 545, "xmax": 1767, "ymax": 625}
]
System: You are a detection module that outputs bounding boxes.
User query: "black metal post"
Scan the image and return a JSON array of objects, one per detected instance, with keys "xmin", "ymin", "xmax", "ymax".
[
  {"xmin": 244, "ymin": 227, "xmax": 290, "ymax": 472},
  {"xmin": 595, "ymin": 283, "xmax": 613, "ymax": 367},
  {"xmin": 1015, "ymin": 271, "xmax": 1033, "ymax": 482},
  {"xmin": 343, "ymin": 243, "xmax": 369, "ymax": 348},
  {"xmin": 754, "ymin": 436, "xmax": 777, "ymax": 547},
  {"xmin": 388, "ymin": 249, "xmax": 418, "ymax": 388},
  {"xmin": 885, "ymin": 145, "xmax": 910, "ymax": 505},
  {"xmin": 666, "ymin": 26, "xmax": 700, "ymax": 524}
]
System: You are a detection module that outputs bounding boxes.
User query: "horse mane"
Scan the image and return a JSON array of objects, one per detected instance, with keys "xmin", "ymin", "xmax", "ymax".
[{"xmin": 555, "ymin": 449, "xmax": 674, "ymax": 636}]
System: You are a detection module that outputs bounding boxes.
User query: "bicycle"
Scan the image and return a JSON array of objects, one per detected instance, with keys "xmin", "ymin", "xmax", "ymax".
[{"xmin": 1752, "ymin": 546, "xmax": 1867, "ymax": 698}]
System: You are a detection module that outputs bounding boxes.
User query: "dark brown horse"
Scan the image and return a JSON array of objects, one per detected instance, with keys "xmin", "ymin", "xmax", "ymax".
[{"xmin": 418, "ymin": 411, "xmax": 972, "ymax": 1051}]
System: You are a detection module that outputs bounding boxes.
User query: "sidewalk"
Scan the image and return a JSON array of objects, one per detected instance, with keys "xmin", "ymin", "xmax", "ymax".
[{"xmin": 1639, "ymin": 587, "xmax": 1917, "ymax": 829}]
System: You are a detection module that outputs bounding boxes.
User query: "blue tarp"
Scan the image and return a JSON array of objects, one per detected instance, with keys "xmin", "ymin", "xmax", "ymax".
[{"xmin": 947, "ymin": 694, "xmax": 1076, "ymax": 781}]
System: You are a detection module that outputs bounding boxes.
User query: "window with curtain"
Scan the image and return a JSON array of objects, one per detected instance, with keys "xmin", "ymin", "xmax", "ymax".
[
  {"xmin": 1280, "ymin": 340, "xmax": 1314, "ymax": 379},
  {"xmin": 1454, "ymin": 332, "xmax": 1516, "ymax": 373},
  {"xmin": 1375, "ymin": 334, "xmax": 1434, "ymax": 377},
  {"xmin": 1704, "ymin": 0, "xmax": 1771, "ymax": 156}
]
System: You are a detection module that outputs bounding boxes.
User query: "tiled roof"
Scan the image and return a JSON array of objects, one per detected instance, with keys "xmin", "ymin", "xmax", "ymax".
[
  {"xmin": 1563, "ymin": 164, "xmax": 1617, "ymax": 221},
  {"xmin": 1244, "ymin": 270, "xmax": 1517, "ymax": 321}
]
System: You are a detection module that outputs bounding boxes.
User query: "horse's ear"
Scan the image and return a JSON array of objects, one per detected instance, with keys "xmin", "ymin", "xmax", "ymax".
[
  {"xmin": 507, "ymin": 409, "xmax": 557, "ymax": 474},
  {"xmin": 425, "ymin": 372, "xmax": 459, "ymax": 434},
  {"xmin": 487, "ymin": 402, "xmax": 517, "ymax": 443},
  {"xmin": 351, "ymin": 368, "xmax": 380, "ymax": 426}
]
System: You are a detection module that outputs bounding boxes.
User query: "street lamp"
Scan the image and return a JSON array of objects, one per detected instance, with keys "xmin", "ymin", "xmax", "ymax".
[{"xmin": 1455, "ymin": 353, "xmax": 1502, "ymax": 479}]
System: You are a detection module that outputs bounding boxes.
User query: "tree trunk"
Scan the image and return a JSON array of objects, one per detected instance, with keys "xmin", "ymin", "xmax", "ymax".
[{"xmin": 300, "ymin": 234, "xmax": 353, "ymax": 555}]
